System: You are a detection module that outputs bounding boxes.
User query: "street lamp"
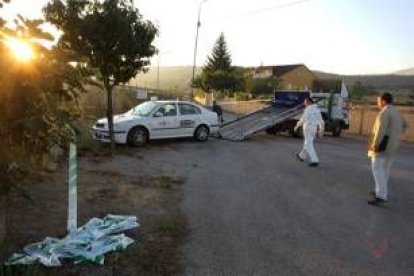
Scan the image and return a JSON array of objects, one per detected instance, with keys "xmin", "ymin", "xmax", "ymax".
[{"xmin": 191, "ymin": 0, "xmax": 209, "ymax": 100}]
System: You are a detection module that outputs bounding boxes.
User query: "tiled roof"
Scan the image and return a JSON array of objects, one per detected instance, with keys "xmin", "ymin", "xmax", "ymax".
[{"xmin": 271, "ymin": 64, "xmax": 305, "ymax": 77}]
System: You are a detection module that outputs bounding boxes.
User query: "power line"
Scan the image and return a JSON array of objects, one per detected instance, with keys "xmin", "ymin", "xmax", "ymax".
[{"xmin": 205, "ymin": 0, "xmax": 310, "ymax": 22}]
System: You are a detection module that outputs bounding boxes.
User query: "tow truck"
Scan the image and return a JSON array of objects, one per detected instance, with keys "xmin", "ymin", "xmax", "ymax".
[{"xmin": 219, "ymin": 81, "xmax": 350, "ymax": 141}]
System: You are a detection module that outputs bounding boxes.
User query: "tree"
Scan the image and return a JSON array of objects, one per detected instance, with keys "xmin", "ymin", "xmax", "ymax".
[
  {"xmin": 351, "ymin": 81, "xmax": 367, "ymax": 101},
  {"xmin": 196, "ymin": 33, "xmax": 244, "ymax": 94},
  {"xmin": 44, "ymin": 0, "xmax": 158, "ymax": 150},
  {"xmin": 196, "ymin": 67, "xmax": 246, "ymax": 93},
  {"xmin": 0, "ymin": 14, "xmax": 86, "ymax": 246},
  {"xmin": 246, "ymin": 76, "xmax": 280, "ymax": 97},
  {"xmin": 0, "ymin": 0, "xmax": 10, "ymax": 8},
  {"xmin": 0, "ymin": 15, "xmax": 84, "ymax": 191},
  {"xmin": 204, "ymin": 32, "xmax": 232, "ymax": 73}
]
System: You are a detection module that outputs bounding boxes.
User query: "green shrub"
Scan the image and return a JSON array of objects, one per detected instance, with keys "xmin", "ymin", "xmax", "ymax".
[{"xmin": 235, "ymin": 92, "xmax": 249, "ymax": 101}]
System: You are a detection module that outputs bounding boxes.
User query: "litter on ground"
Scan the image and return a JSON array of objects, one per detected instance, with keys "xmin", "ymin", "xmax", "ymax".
[{"xmin": 5, "ymin": 214, "xmax": 139, "ymax": 267}]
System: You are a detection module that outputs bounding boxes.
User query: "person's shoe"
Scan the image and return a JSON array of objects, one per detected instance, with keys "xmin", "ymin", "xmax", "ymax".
[
  {"xmin": 367, "ymin": 197, "xmax": 389, "ymax": 205},
  {"xmin": 309, "ymin": 162, "xmax": 319, "ymax": 167},
  {"xmin": 296, "ymin": 153, "xmax": 304, "ymax": 162}
]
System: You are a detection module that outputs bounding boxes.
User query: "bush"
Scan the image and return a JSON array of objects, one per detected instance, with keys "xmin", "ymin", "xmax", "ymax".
[{"xmin": 235, "ymin": 92, "xmax": 249, "ymax": 101}]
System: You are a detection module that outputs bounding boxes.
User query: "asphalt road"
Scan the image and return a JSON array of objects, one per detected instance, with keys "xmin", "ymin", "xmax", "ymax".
[{"xmin": 96, "ymin": 133, "xmax": 414, "ymax": 275}]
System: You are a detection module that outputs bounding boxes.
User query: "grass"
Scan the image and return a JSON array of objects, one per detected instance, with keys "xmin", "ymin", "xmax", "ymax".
[
  {"xmin": 1, "ymin": 85, "xmax": 190, "ymax": 275},
  {"xmin": 154, "ymin": 176, "xmax": 185, "ymax": 189},
  {"xmin": 0, "ymin": 264, "xmax": 44, "ymax": 276},
  {"xmin": 1, "ymin": 156, "xmax": 188, "ymax": 275},
  {"xmin": 152, "ymin": 217, "xmax": 187, "ymax": 239}
]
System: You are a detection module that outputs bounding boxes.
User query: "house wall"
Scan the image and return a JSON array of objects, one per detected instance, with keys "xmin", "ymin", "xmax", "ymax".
[
  {"xmin": 252, "ymin": 68, "xmax": 273, "ymax": 79},
  {"xmin": 219, "ymin": 100, "xmax": 270, "ymax": 115},
  {"xmin": 279, "ymin": 66, "xmax": 317, "ymax": 90}
]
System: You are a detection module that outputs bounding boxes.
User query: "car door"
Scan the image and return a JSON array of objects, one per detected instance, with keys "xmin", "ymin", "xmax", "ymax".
[
  {"xmin": 149, "ymin": 103, "xmax": 179, "ymax": 138},
  {"xmin": 177, "ymin": 103, "xmax": 202, "ymax": 137}
]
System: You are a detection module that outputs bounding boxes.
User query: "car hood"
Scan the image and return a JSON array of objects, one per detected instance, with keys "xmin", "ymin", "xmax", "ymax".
[{"xmin": 97, "ymin": 113, "xmax": 142, "ymax": 125}]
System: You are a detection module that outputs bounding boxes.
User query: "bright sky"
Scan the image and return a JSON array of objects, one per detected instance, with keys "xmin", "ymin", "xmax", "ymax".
[{"xmin": 1, "ymin": 0, "xmax": 413, "ymax": 75}]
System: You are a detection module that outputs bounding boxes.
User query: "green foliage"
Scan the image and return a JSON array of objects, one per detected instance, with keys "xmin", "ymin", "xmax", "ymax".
[
  {"xmin": 0, "ymin": 16, "xmax": 84, "ymax": 196},
  {"xmin": 246, "ymin": 76, "xmax": 280, "ymax": 96},
  {"xmin": 235, "ymin": 92, "xmax": 249, "ymax": 101},
  {"xmin": 196, "ymin": 34, "xmax": 245, "ymax": 94},
  {"xmin": 196, "ymin": 68, "xmax": 246, "ymax": 93},
  {"xmin": 44, "ymin": 0, "xmax": 158, "ymax": 148},
  {"xmin": 204, "ymin": 33, "xmax": 232, "ymax": 73},
  {"xmin": 1, "ymin": 264, "xmax": 44, "ymax": 276},
  {"xmin": 0, "ymin": 0, "xmax": 10, "ymax": 8},
  {"xmin": 351, "ymin": 81, "xmax": 367, "ymax": 100}
]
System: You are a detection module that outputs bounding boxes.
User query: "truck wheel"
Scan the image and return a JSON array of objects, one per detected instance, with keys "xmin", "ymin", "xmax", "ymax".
[{"xmin": 266, "ymin": 127, "xmax": 276, "ymax": 135}]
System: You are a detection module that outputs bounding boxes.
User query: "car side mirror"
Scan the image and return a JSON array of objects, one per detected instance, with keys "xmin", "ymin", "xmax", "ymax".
[{"xmin": 153, "ymin": 112, "xmax": 163, "ymax": 117}]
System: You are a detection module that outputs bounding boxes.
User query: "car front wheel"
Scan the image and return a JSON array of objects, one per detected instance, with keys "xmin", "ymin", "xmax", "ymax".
[
  {"xmin": 194, "ymin": 125, "xmax": 209, "ymax": 142},
  {"xmin": 127, "ymin": 127, "xmax": 148, "ymax": 147}
]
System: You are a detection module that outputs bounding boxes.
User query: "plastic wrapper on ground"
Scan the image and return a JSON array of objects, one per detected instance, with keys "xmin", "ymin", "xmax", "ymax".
[{"xmin": 5, "ymin": 214, "xmax": 139, "ymax": 267}]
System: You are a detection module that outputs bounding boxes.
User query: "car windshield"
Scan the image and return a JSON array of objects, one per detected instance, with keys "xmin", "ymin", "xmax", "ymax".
[{"xmin": 129, "ymin": 101, "xmax": 158, "ymax": 117}]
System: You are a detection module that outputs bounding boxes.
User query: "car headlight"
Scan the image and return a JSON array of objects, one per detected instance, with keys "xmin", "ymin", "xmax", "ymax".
[{"xmin": 95, "ymin": 122, "xmax": 106, "ymax": 129}]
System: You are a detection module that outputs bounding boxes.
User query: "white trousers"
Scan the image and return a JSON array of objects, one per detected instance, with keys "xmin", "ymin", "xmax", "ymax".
[
  {"xmin": 299, "ymin": 125, "xmax": 319, "ymax": 163},
  {"xmin": 371, "ymin": 156, "xmax": 394, "ymax": 200}
]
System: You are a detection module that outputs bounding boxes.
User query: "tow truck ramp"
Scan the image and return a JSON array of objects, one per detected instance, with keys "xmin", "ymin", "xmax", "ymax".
[{"xmin": 219, "ymin": 104, "xmax": 304, "ymax": 141}]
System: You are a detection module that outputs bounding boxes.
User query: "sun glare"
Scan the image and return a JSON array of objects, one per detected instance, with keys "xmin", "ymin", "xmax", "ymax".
[{"xmin": 4, "ymin": 37, "xmax": 35, "ymax": 62}]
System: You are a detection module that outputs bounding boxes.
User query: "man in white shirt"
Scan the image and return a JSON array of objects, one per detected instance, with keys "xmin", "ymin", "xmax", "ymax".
[
  {"xmin": 367, "ymin": 93, "xmax": 407, "ymax": 205},
  {"xmin": 294, "ymin": 97, "xmax": 325, "ymax": 167}
]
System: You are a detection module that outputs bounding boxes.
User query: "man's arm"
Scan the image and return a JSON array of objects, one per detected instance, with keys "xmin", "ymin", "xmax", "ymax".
[
  {"xmin": 294, "ymin": 110, "xmax": 306, "ymax": 131},
  {"xmin": 371, "ymin": 110, "xmax": 389, "ymax": 151},
  {"xmin": 317, "ymin": 111, "xmax": 325, "ymax": 133}
]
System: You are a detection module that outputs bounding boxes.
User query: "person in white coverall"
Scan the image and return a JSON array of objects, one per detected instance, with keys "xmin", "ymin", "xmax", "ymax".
[{"xmin": 294, "ymin": 97, "xmax": 324, "ymax": 167}]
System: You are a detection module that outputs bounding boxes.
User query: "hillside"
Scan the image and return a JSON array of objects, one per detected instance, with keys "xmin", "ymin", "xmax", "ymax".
[
  {"xmin": 131, "ymin": 66, "xmax": 414, "ymax": 91},
  {"xmin": 129, "ymin": 66, "xmax": 201, "ymax": 90},
  {"xmin": 314, "ymin": 70, "xmax": 414, "ymax": 90},
  {"xmin": 392, "ymin": 67, "xmax": 414, "ymax": 76}
]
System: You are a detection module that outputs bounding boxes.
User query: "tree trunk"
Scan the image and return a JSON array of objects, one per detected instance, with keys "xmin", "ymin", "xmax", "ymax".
[{"xmin": 104, "ymin": 79, "xmax": 115, "ymax": 153}]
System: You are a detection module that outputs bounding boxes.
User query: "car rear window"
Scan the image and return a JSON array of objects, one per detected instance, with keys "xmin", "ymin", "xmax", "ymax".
[{"xmin": 178, "ymin": 104, "xmax": 201, "ymax": 115}]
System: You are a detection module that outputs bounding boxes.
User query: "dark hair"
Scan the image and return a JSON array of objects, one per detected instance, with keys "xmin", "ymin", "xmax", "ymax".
[
  {"xmin": 305, "ymin": 97, "xmax": 314, "ymax": 104},
  {"xmin": 380, "ymin": 92, "xmax": 393, "ymax": 104}
]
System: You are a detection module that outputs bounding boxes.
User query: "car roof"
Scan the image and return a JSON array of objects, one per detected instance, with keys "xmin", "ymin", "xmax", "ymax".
[{"xmin": 153, "ymin": 100, "xmax": 199, "ymax": 105}]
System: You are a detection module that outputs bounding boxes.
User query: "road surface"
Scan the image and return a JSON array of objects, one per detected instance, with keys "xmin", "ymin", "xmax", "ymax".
[{"xmin": 96, "ymin": 133, "xmax": 414, "ymax": 275}]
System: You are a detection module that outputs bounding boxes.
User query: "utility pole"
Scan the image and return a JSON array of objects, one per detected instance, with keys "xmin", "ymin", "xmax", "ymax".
[{"xmin": 191, "ymin": 0, "xmax": 209, "ymax": 101}]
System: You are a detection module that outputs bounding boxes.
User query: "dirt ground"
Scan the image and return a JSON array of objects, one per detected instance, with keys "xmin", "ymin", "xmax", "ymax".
[{"xmin": 0, "ymin": 151, "xmax": 187, "ymax": 276}]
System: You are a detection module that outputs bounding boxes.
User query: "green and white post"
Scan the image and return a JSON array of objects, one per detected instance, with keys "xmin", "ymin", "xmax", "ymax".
[{"xmin": 68, "ymin": 128, "xmax": 78, "ymax": 234}]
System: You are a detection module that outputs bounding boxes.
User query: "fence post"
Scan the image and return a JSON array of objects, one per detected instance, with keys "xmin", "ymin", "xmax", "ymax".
[
  {"xmin": 67, "ymin": 127, "xmax": 78, "ymax": 234},
  {"xmin": 359, "ymin": 106, "xmax": 365, "ymax": 135}
]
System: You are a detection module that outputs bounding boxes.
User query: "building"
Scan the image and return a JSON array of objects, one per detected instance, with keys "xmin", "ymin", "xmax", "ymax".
[{"xmin": 250, "ymin": 64, "xmax": 318, "ymax": 91}]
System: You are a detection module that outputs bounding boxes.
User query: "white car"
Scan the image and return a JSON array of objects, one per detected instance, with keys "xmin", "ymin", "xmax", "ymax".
[{"xmin": 92, "ymin": 100, "xmax": 220, "ymax": 146}]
